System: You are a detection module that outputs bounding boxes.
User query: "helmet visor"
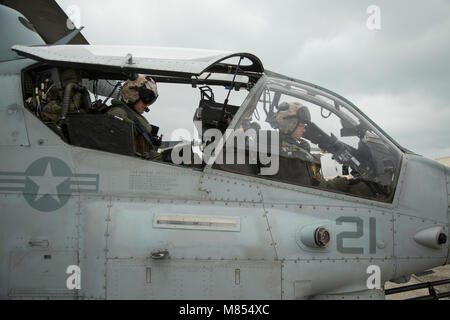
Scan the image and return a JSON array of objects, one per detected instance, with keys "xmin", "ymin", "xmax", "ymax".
[{"xmin": 138, "ymin": 85, "xmax": 157, "ymax": 105}]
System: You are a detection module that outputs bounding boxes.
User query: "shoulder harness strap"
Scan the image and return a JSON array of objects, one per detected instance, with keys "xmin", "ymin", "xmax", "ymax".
[{"xmin": 117, "ymin": 104, "xmax": 155, "ymax": 150}]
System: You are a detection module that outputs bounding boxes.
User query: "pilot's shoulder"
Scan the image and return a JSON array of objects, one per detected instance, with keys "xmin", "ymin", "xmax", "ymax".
[
  {"xmin": 107, "ymin": 106, "xmax": 129, "ymax": 120},
  {"xmin": 136, "ymin": 113, "xmax": 152, "ymax": 130}
]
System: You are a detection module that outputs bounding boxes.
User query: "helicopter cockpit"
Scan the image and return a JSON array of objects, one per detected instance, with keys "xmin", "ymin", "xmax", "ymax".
[
  {"xmin": 15, "ymin": 44, "xmax": 402, "ymax": 203},
  {"xmin": 213, "ymin": 75, "xmax": 403, "ymax": 202},
  {"xmin": 15, "ymin": 45, "xmax": 263, "ymax": 163}
]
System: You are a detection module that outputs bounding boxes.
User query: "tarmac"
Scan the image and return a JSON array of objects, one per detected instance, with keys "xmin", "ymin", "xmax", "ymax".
[{"xmin": 384, "ymin": 264, "xmax": 450, "ymax": 300}]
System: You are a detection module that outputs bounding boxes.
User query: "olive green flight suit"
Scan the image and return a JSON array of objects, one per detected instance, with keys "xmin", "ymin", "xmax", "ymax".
[
  {"xmin": 319, "ymin": 176, "xmax": 375, "ymax": 198},
  {"xmin": 107, "ymin": 99, "xmax": 162, "ymax": 161},
  {"xmin": 278, "ymin": 134, "xmax": 375, "ymax": 198},
  {"xmin": 276, "ymin": 135, "xmax": 322, "ymax": 186}
]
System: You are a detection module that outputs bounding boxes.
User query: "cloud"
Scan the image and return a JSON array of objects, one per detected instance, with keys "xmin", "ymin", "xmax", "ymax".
[
  {"xmin": 350, "ymin": 91, "xmax": 450, "ymax": 158},
  {"xmin": 55, "ymin": 0, "xmax": 450, "ymax": 159}
]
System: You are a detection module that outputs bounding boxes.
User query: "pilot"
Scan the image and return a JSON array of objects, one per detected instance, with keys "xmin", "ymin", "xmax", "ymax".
[
  {"xmin": 275, "ymin": 102, "xmax": 322, "ymax": 186},
  {"xmin": 275, "ymin": 102, "xmax": 375, "ymax": 198},
  {"xmin": 107, "ymin": 74, "xmax": 162, "ymax": 160}
]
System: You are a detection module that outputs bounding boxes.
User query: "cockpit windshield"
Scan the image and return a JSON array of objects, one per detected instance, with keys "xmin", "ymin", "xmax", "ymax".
[{"xmin": 213, "ymin": 76, "xmax": 403, "ymax": 202}]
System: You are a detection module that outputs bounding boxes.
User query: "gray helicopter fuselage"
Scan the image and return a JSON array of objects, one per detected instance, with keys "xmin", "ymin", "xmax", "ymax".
[{"xmin": 0, "ymin": 3, "xmax": 448, "ymax": 300}]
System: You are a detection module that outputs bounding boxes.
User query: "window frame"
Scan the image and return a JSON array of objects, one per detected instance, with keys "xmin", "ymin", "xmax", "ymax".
[{"xmin": 206, "ymin": 75, "xmax": 404, "ymax": 204}]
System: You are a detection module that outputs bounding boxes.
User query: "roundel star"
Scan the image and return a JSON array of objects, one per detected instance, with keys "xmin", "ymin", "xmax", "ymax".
[{"xmin": 27, "ymin": 162, "xmax": 70, "ymax": 203}]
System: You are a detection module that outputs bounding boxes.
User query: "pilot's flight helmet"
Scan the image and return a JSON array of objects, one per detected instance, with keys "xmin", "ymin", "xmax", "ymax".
[
  {"xmin": 276, "ymin": 102, "xmax": 311, "ymax": 135},
  {"xmin": 121, "ymin": 74, "xmax": 158, "ymax": 106}
]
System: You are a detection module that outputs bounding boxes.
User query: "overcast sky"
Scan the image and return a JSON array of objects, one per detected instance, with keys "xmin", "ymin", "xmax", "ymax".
[{"xmin": 57, "ymin": 0, "xmax": 450, "ymax": 160}]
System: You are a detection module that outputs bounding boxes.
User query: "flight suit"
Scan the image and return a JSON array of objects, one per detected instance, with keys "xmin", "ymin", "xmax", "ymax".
[
  {"xmin": 319, "ymin": 176, "xmax": 375, "ymax": 198},
  {"xmin": 107, "ymin": 99, "xmax": 162, "ymax": 160},
  {"xmin": 276, "ymin": 134, "xmax": 322, "ymax": 186},
  {"xmin": 278, "ymin": 134, "xmax": 375, "ymax": 198}
]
